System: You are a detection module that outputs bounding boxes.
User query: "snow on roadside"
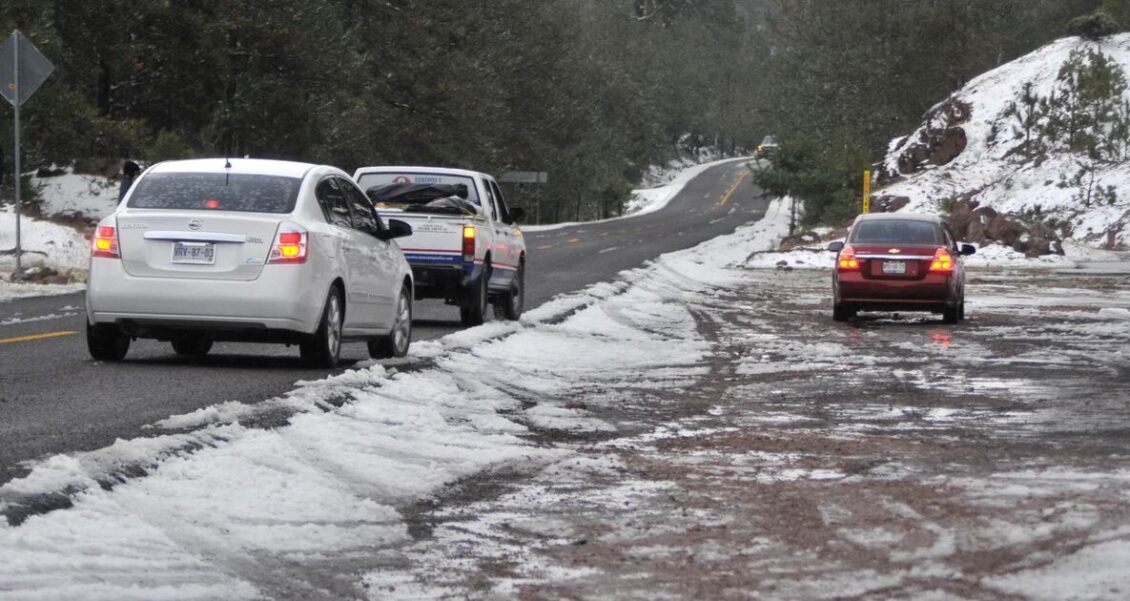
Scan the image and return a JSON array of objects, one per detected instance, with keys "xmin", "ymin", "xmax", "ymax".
[
  {"xmin": 0, "ymin": 281, "xmax": 86, "ymax": 303},
  {"xmin": 0, "ymin": 166, "xmax": 114, "ymax": 283},
  {"xmin": 0, "ymin": 206, "xmax": 90, "ymax": 279},
  {"xmin": 0, "ymin": 198, "xmax": 795, "ymax": 599},
  {"xmin": 28, "ymin": 167, "xmax": 120, "ymax": 222}
]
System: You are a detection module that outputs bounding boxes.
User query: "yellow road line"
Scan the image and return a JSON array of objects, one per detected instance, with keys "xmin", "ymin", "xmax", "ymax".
[
  {"xmin": 717, "ymin": 170, "xmax": 751, "ymax": 208},
  {"xmin": 567, "ymin": 238, "xmax": 582, "ymax": 244},
  {"xmin": 537, "ymin": 244, "xmax": 555, "ymax": 250},
  {"xmin": 0, "ymin": 330, "xmax": 79, "ymax": 345}
]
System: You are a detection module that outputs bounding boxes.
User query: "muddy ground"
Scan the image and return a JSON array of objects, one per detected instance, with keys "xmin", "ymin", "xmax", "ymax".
[{"xmin": 368, "ymin": 267, "xmax": 1130, "ymax": 600}]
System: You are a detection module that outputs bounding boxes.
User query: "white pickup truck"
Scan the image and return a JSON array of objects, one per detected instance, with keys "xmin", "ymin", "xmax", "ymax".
[{"xmin": 352, "ymin": 166, "xmax": 526, "ymax": 326}]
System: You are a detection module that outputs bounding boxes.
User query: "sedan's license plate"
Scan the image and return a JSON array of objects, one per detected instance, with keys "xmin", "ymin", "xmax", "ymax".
[
  {"xmin": 882, "ymin": 260, "xmax": 907, "ymax": 274},
  {"xmin": 171, "ymin": 242, "xmax": 215, "ymax": 265}
]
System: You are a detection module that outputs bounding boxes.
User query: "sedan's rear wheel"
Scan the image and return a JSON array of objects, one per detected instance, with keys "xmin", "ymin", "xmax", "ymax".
[
  {"xmin": 87, "ymin": 322, "xmax": 130, "ymax": 362},
  {"xmin": 171, "ymin": 335, "xmax": 212, "ymax": 360},
  {"xmin": 301, "ymin": 287, "xmax": 343, "ymax": 368},
  {"xmin": 369, "ymin": 286, "xmax": 412, "ymax": 359},
  {"xmin": 942, "ymin": 303, "xmax": 960, "ymax": 325}
]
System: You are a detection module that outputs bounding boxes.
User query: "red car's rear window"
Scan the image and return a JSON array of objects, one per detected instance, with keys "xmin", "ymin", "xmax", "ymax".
[{"xmin": 850, "ymin": 221, "xmax": 943, "ymax": 245}]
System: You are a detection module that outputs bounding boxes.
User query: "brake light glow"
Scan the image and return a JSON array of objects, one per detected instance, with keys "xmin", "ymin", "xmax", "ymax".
[
  {"xmin": 462, "ymin": 225, "xmax": 476, "ymax": 260},
  {"xmin": 268, "ymin": 228, "xmax": 308, "ymax": 264},
  {"xmin": 837, "ymin": 247, "xmax": 860, "ymax": 271},
  {"xmin": 929, "ymin": 248, "xmax": 955, "ymax": 272},
  {"xmin": 204, "ymin": 198, "xmax": 220, "ymax": 209},
  {"xmin": 92, "ymin": 225, "xmax": 119, "ymax": 258}
]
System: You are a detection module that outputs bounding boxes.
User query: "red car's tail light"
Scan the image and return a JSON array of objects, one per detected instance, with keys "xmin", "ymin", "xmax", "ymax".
[
  {"xmin": 929, "ymin": 248, "xmax": 955, "ymax": 272},
  {"xmin": 462, "ymin": 225, "xmax": 476, "ymax": 261},
  {"xmin": 268, "ymin": 227, "xmax": 308, "ymax": 264},
  {"xmin": 837, "ymin": 246, "xmax": 860, "ymax": 271},
  {"xmin": 92, "ymin": 225, "xmax": 119, "ymax": 258}
]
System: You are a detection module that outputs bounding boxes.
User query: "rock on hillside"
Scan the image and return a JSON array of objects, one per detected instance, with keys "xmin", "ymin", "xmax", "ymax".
[{"xmin": 878, "ymin": 33, "xmax": 1130, "ymax": 253}]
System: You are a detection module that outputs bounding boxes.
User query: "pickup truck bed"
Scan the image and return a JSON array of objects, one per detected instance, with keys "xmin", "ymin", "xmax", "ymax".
[{"xmin": 353, "ymin": 167, "xmax": 527, "ymax": 326}]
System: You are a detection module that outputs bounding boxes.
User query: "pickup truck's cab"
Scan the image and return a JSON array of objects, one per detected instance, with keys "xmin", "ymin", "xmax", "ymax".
[{"xmin": 352, "ymin": 166, "xmax": 526, "ymax": 326}]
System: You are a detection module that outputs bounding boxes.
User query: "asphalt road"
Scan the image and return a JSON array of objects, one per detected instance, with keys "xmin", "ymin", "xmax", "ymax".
[{"xmin": 0, "ymin": 159, "xmax": 767, "ymax": 483}]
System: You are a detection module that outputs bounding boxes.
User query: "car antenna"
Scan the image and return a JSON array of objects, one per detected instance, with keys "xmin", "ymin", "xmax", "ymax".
[{"xmin": 224, "ymin": 155, "xmax": 232, "ymax": 186}]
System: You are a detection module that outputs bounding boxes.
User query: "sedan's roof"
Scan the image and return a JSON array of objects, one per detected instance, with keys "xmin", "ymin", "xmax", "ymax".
[
  {"xmin": 147, "ymin": 158, "xmax": 319, "ymax": 179},
  {"xmin": 853, "ymin": 212, "xmax": 942, "ymax": 224}
]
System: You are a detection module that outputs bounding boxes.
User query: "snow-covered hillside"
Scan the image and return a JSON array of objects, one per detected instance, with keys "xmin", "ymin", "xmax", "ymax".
[
  {"xmin": 881, "ymin": 33, "xmax": 1130, "ymax": 249},
  {"xmin": 1, "ymin": 167, "xmax": 119, "ymax": 279},
  {"xmin": 0, "ymin": 207, "xmax": 91, "ymax": 278}
]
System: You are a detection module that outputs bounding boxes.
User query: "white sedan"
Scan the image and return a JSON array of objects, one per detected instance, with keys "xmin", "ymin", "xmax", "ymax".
[{"xmin": 86, "ymin": 158, "xmax": 414, "ymax": 367}]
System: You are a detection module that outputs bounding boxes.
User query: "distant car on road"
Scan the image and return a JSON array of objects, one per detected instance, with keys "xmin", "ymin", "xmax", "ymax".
[
  {"xmin": 756, "ymin": 135, "xmax": 778, "ymax": 159},
  {"xmin": 353, "ymin": 166, "xmax": 527, "ymax": 326},
  {"xmin": 86, "ymin": 158, "xmax": 415, "ymax": 367},
  {"xmin": 827, "ymin": 213, "xmax": 975, "ymax": 323}
]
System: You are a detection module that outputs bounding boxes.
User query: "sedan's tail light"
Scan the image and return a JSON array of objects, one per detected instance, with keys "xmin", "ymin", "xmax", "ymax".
[
  {"xmin": 268, "ymin": 226, "xmax": 308, "ymax": 264},
  {"xmin": 462, "ymin": 225, "xmax": 476, "ymax": 261},
  {"xmin": 836, "ymin": 246, "xmax": 860, "ymax": 271},
  {"xmin": 92, "ymin": 225, "xmax": 119, "ymax": 259},
  {"xmin": 929, "ymin": 248, "xmax": 955, "ymax": 272}
]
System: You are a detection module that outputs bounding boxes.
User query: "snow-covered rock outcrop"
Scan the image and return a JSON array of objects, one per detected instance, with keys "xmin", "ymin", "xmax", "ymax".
[{"xmin": 880, "ymin": 33, "xmax": 1130, "ymax": 250}]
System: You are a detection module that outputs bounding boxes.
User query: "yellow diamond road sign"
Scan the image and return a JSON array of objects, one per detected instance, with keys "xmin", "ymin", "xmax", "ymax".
[{"xmin": 0, "ymin": 30, "xmax": 55, "ymax": 107}]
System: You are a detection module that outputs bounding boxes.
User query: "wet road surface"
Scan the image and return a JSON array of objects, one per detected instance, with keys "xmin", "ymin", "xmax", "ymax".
[{"xmin": 373, "ymin": 267, "xmax": 1130, "ymax": 599}]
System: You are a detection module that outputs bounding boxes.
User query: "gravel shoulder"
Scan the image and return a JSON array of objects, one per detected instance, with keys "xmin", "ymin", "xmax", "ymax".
[{"xmin": 375, "ymin": 267, "xmax": 1130, "ymax": 600}]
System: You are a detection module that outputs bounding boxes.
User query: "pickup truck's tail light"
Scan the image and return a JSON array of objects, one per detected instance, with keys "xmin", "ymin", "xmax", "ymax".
[
  {"xmin": 836, "ymin": 246, "xmax": 860, "ymax": 271},
  {"xmin": 928, "ymin": 248, "xmax": 955, "ymax": 273},
  {"xmin": 462, "ymin": 225, "xmax": 476, "ymax": 261},
  {"xmin": 268, "ymin": 226, "xmax": 308, "ymax": 264},
  {"xmin": 92, "ymin": 225, "xmax": 119, "ymax": 259}
]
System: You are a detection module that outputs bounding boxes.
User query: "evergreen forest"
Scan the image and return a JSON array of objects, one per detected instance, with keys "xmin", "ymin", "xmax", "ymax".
[{"xmin": 0, "ymin": 0, "xmax": 1121, "ymax": 223}]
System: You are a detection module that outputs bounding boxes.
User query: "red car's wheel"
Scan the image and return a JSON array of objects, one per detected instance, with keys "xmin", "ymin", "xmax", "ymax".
[{"xmin": 833, "ymin": 304, "xmax": 856, "ymax": 322}]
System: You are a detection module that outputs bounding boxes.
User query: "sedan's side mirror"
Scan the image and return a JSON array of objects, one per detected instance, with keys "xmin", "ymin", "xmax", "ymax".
[
  {"xmin": 826, "ymin": 241, "xmax": 845, "ymax": 252},
  {"xmin": 509, "ymin": 207, "xmax": 526, "ymax": 224},
  {"xmin": 959, "ymin": 243, "xmax": 977, "ymax": 256},
  {"xmin": 385, "ymin": 219, "xmax": 412, "ymax": 240}
]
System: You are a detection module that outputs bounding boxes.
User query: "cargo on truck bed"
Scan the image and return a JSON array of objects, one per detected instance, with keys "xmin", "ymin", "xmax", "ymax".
[{"xmin": 366, "ymin": 183, "xmax": 479, "ymax": 216}]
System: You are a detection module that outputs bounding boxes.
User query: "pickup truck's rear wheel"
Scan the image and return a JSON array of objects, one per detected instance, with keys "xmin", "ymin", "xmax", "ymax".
[
  {"xmin": 494, "ymin": 262, "xmax": 524, "ymax": 321},
  {"xmin": 460, "ymin": 262, "xmax": 490, "ymax": 326},
  {"xmin": 301, "ymin": 287, "xmax": 343, "ymax": 368}
]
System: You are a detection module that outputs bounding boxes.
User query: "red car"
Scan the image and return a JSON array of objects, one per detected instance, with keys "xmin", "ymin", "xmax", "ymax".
[{"xmin": 827, "ymin": 213, "xmax": 976, "ymax": 323}]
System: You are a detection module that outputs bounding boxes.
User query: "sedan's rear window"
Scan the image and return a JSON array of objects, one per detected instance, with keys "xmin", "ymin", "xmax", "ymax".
[
  {"xmin": 850, "ymin": 220, "xmax": 944, "ymax": 245},
  {"xmin": 127, "ymin": 173, "xmax": 302, "ymax": 213}
]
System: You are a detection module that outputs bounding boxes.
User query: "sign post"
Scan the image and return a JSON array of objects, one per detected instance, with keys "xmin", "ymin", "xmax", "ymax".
[
  {"xmin": 1, "ymin": 30, "xmax": 55, "ymax": 276},
  {"xmin": 862, "ymin": 170, "xmax": 872, "ymax": 214}
]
